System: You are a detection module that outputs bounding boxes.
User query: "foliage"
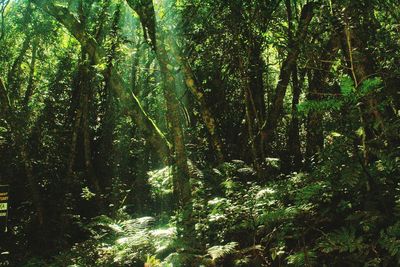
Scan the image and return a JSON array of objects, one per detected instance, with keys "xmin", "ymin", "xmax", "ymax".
[
  {"xmin": 47, "ymin": 213, "xmax": 175, "ymax": 267},
  {"xmin": 207, "ymin": 242, "xmax": 238, "ymax": 261},
  {"xmin": 297, "ymin": 76, "xmax": 383, "ymax": 115},
  {"xmin": 0, "ymin": 0, "xmax": 399, "ymax": 266}
]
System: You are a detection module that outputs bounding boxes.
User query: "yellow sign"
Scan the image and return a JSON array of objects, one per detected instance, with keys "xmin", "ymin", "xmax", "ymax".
[
  {"xmin": 0, "ymin": 184, "xmax": 8, "ymax": 232},
  {"xmin": 0, "ymin": 203, "xmax": 7, "ymax": 211}
]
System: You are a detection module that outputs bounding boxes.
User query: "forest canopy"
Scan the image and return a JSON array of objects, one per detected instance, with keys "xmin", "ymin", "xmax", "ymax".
[{"xmin": 0, "ymin": 0, "xmax": 399, "ymax": 266}]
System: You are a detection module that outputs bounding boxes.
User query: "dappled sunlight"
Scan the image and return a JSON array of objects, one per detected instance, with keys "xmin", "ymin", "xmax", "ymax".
[{"xmin": 0, "ymin": 0, "xmax": 399, "ymax": 266}]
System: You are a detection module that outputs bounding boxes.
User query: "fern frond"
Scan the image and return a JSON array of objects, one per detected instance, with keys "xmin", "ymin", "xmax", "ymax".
[{"xmin": 207, "ymin": 242, "xmax": 239, "ymax": 261}]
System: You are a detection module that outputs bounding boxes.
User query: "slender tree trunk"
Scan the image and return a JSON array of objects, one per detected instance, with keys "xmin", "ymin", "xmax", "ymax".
[
  {"xmin": 305, "ymin": 34, "xmax": 341, "ymax": 164},
  {"xmin": 240, "ymin": 55, "xmax": 264, "ymax": 177},
  {"xmin": 247, "ymin": 37, "xmax": 266, "ymax": 133},
  {"xmin": 287, "ymin": 65, "xmax": 303, "ymax": 170},
  {"xmin": 7, "ymin": 1, "xmax": 33, "ymax": 103},
  {"xmin": 0, "ymin": 78, "xmax": 11, "ymax": 115},
  {"xmin": 340, "ymin": 1, "xmax": 384, "ymax": 163},
  {"xmin": 66, "ymin": 63, "xmax": 85, "ymax": 183},
  {"xmin": 305, "ymin": 70, "xmax": 324, "ymax": 164},
  {"xmin": 284, "ymin": 0, "xmax": 302, "ymax": 170},
  {"xmin": 7, "ymin": 36, "xmax": 30, "ymax": 104},
  {"xmin": 228, "ymin": 1, "xmax": 267, "ymax": 174},
  {"xmin": 0, "ymin": 78, "xmax": 44, "ymax": 225},
  {"xmin": 32, "ymin": 0, "xmax": 171, "ymax": 160},
  {"xmin": 156, "ymin": 35, "xmax": 193, "ymax": 246},
  {"xmin": 0, "ymin": 0, "xmax": 11, "ymax": 42},
  {"xmin": 168, "ymin": 36, "xmax": 225, "ymax": 163},
  {"xmin": 23, "ymin": 40, "xmax": 38, "ymax": 110},
  {"xmin": 96, "ymin": 7, "xmax": 122, "ymax": 192},
  {"xmin": 180, "ymin": 58, "xmax": 225, "ymax": 163},
  {"xmin": 131, "ymin": 41, "xmax": 143, "ymax": 94},
  {"xmin": 261, "ymin": 3, "xmax": 315, "ymax": 153},
  {"xmin": 126, "ymin": 0, "xmax": 194, "ymax": 246},
  {"xmin": 81, "ymin": 67, "xmax": 104, "ymax": 210}
]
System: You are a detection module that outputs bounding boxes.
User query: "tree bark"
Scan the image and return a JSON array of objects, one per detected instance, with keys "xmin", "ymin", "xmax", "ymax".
[
  {"xmin": 240, "ymin": 55, "xmax": 264, "ymax": 177},
  {"xmin": 22, "ymin": 40, "xmax": 38, "ymax": 110},
  {"xmin": 339, "ymin": 1, "xmax": 384, "ymax": 163},
  {"xmin": 261, "ymin": 2, "xmax": 315, "ymax": 151},
  {"xmin": 96, "ymin": 5, "xmax": 121, "ymax": 191},
  {"xmin": 161, "ymin": 24, "xmax": 225, "ymax": 164},
  {"xmin": 31, "ymin": 0, "xmax": 171, "ymax": 160},
  {"xmin": 284, "ymin": 0, "xmax": 302, "ymax": 171},
  {"xmin": 126, "ymin": 0, "xmax": 194, "ymax": 246},
  {"xmin": 287, "ymin": 65, "xmax": 303, "ymax": 170},
  {"xmin": 81, "ymin": 63, "xmax": 104, "ymax": 210},
  {"xmin": 305, "ymin": 34, "xmax": 341, "ymax": 163},
  {"xmin": 178, "ymin": 54, "xmax": 225, "ymax": 163}
]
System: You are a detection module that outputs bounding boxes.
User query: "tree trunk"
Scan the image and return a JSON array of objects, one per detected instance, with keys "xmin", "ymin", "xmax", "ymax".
[
  {"xmin": 178, "ymin": 55, "xmax": 225, "ymax": 164},
  {"xmin": 284, "ymin": 0, "xmax": 302, "ymax": 171},
  {"xmin": 164, "ymin": 30, "xmax": 225, "ymax": 164},
  {"xmin": 287, "ymin": 65, "xmax": 303, "ymax": 170},
  {"xmin": 81, "ymin": 68, "xmax": 104, "ymax": 210},
  {"xmin": 157, "ymin": 37, "xmax": 194, "ymax": 247},
  {"xmin": 7, "ymin": 1, "xmax": 33, "ymax": 104},
  {"xmin": 96, "ymin": 6, "xmax": 121, "ymax": 192},
  {"xmin": 340, "ymin": 1, "xmax": 384, "ymax": 163},
  {"xmin": 66, "ymin": 63, "xmax": 85, "ymax": 183},
  {"xmin": 261, "ymin": 2, "xmax": 315, "ymax": 152},
  {"xmin": 23, "ymin": 40, "xmax": 38, "ymax": 110},
  {"xmin": 32, "ymin": 0, "xmax": 171, "ymax": 160},
  {"xmin": 305, "ymin": 70, "xmax": 324, "ymax": 164},
  {"xmin": 305, "ymin": 34, "xmax": 341, "ymax": 164},
  {"xmin": 7, "ymin": 36, "xmax": 31, "ymax": 105},
  {"xmin": 248, "ymin": 39, "xmax": 267, "ymax": 127},
  {"xmin": 240, "ymin": 55, "xmax": 264, "ymax": 177},
  {"xmin": 0, "ymin": 77, "xmax": 44, "ymax": 225},
  {"xmin": 126, "ymin": 0, "xmax": 194, "ymax": 246}
]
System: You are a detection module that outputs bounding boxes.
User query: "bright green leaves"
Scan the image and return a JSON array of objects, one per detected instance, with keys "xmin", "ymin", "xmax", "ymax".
[
  {"xmin": 340, "ymin": 76, "xmax": 354, "ymax": 96},
  {"xmin": 147, "ymin": 166, "xmax": 173, "ymax": 196},
  {"xmin": 207, "ymin": 242, "xmax": 238, "ymax": 261},
  {"xmin": 359, "ymin": 77, "xmax": 383, "ymax": 95},
  {"xmin": 297, "ymin": 76, "xmax": 383, "ymax": 115},
  {"xmin": 287, "ymin": 250, "xmax": 317, "ymax": 266},
  {"xmin": 297, "ymin": 98, "xmax": 343, "ymax": 114},
  {"xmin": 81, "ymin": 186, "xmax": 96, "ymax": 200}
]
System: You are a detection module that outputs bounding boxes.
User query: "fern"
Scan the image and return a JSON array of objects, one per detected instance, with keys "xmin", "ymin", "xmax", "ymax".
[
  {"xmin": 52, "ymin": 213, "xmax": 176, "ymax": 266},
  {"xmin": 359, "ymin": 77, "xmax": 382, "ymax": 95},
  {"xmin": 148, "ymin": 166, "xmax": 173, "ymax": 196},
  {"xmin": 207, "ymin": 242, "xmax": 239, "ymax": 261},
  {"xmin": 318, "ymin": 227, "xmax": 366, "ymax": 254},
  {"xmin": 340, "ymin": 76, "xmax": 354, "ymax": 96},
  {"xmin": 380, "ymin": 222, "xmax": 400, "ymax": 263},
  {"xmin": 297, "ymin": 76, "xmax": 383, "ymax": 115},
  {"xmin": 286, "ymin": 250, "xmax": 317, "ymax": 266},
  {"xmin": 145, "ymin": 255, "xmax": 161, "ymax": 267},
  {"xmin": 297, "ymin": 98, "xmax": 343, "ymax": 114}
]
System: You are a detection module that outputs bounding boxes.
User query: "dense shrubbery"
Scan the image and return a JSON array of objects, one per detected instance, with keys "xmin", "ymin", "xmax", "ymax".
[
  {"xmin": 1, "ymin": 0, "xmax": 399, "ymax": 266},
  {"xmin": 36, "ymin": 133, "xmax": 400, "ymax": 266}
]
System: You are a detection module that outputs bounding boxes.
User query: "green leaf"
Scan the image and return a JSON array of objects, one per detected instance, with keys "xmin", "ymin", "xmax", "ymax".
[{"xmin": 340, "ymin": 76, "xmax": 354, "ymax": 96}]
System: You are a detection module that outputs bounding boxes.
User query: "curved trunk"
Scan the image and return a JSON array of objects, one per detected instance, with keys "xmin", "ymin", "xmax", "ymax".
[
  {"xmin": 32, "ymin": 0, "xmax": 171, "ymax": 160},
  {"xmin": 126, "ymin": 0, "xmax": 194, "ymax": 246},
  {"xmin": 262, "ymin": 3, "xmax": 315, "ymax": 153}
]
